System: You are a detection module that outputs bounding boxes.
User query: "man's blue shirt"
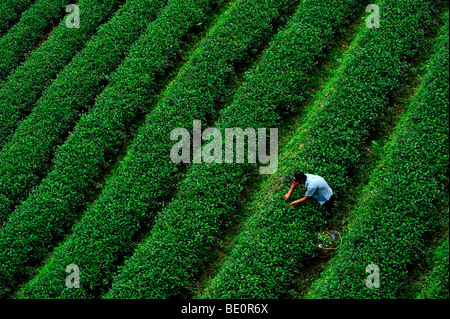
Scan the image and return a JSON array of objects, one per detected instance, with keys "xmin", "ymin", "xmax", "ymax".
[{"xmin": 304, "ymin": 174, "xmax": 333, "ymax": 205}]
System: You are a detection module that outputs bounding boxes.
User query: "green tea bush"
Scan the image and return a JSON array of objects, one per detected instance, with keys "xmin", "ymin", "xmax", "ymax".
[
  {"xmin": 0, "ymin": 0, "xmax": 170, "ymax": 298},
  {"xmin": 104, "ymin": 0, "xmax": 365, "ymax": 299},
  {"xmin": 0, "ymin": 0, "xmax": 168, "ymax": 226},
  {"xmin": 9, "ymin": 0, "xmax": 294, "ymax": 299},
  {"xmin": 417, "ymin": 237, "xmax": 449, "ymax": 299},
  {"xmin": 0, "ymin": 0, "xmax": 124, "ymax": 149},
  {"xmin": 15, "ymin": 0, "xmax": 215, "ymax": 299},
  {"xmin": 0, "ymin": 0, "xmax": 72, "ymax": 84},
  {"xmin": 204, "ymin": 0, "xmax": 441, "ymax": 298},
  {"xmin": 0, "ymin": 0, "xmax": 36, "ymax": 36},
  {"xmin": 308, "ymin": 16, "xmax": 448, "ymax": 298}
]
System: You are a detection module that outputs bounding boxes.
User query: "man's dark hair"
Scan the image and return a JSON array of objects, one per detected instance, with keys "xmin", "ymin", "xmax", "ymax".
[{"xmin": 294, "ymin": 171, "xmax": 306, "ymax": 182}]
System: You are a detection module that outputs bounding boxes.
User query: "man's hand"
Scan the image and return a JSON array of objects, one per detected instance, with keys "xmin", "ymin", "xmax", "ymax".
[
  {"xmin": 284, "ymin": 184, "xmax": 296, "ymax": 200},
  {"xmin": 289, "ymin": 196, "xmax": 308, "ymax": 207}
]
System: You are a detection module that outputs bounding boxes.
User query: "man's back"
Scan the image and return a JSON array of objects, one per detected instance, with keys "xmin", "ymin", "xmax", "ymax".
[{"xmin": 304, "ymin": 174, "xmax": 333, "ymax": 205}]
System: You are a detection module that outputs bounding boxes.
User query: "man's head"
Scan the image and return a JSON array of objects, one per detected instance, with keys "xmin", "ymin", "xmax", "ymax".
[{"xmin": 294, "ymin": 171, "xmax": 306, "ymax": 183}]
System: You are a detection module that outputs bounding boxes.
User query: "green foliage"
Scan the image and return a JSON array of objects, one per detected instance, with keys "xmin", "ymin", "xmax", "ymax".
[
  {"xmin": 0, "ymin": 0, "xmax": 36, "ymax": 36},
  {"xmin": 204, "ymin": 0, "xmax": 441, "ymax": 299},
  {"xmin": 16, "ymin": 0, "xmax": 214, "ymax": 299},
  {"xmin": 0, "ymin": 0, "xmax": 124, "ymax": 149},
  {"xmin": 0, "ymin": 0, "xmax": 72, "ymax": 85},
  {"xmin": 316, "ymin": 232, "xmax": 335, "ymax": 249},
  {"xmin": 0, "ymin": 0, "xmax": 168, "ymax": 226},
  {"xmin": 0, "ymin": 0, "xmax": 170, "ymax": 298},
  {"xmin": 308, "ymin": 13, "xmax": 449, "ymax": 299},
  {"xmin": 104, "ymin": 0, "xmax": 366, "ymax": 299},
  {"xmin": 0, "ymin": 0, "xmax": 446, "ymax": 300},
  {"xmin": 14, "ymin": 0, "xmax": 295, "ymax": 298},
  {"xmin": 417, "ymin": 236, "xmax": 449, "ymax": 299}
]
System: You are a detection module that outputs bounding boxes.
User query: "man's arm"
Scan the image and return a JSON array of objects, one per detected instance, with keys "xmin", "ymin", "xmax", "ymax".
[
  {"xmin": 289, "ymin": 196, "xmax": 309, "ymax": 207},
  {"xmin": 284, "ymin": 184, "xmax": 296, "ymax": 200},
  {"xmin": 284, "ymin": 180, "xmax": 301, "ymax": 200}
]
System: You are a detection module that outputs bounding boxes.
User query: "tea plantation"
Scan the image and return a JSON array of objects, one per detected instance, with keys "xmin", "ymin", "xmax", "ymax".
[{"xmin": 0, "ymin": 0, "xmax": 447, "ymax": 300}]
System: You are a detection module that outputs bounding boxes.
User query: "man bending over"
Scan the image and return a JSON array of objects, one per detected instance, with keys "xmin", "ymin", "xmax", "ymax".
[{"xmin": 284, "ymin": 171, "xmax": 334, "ymax": 211}]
